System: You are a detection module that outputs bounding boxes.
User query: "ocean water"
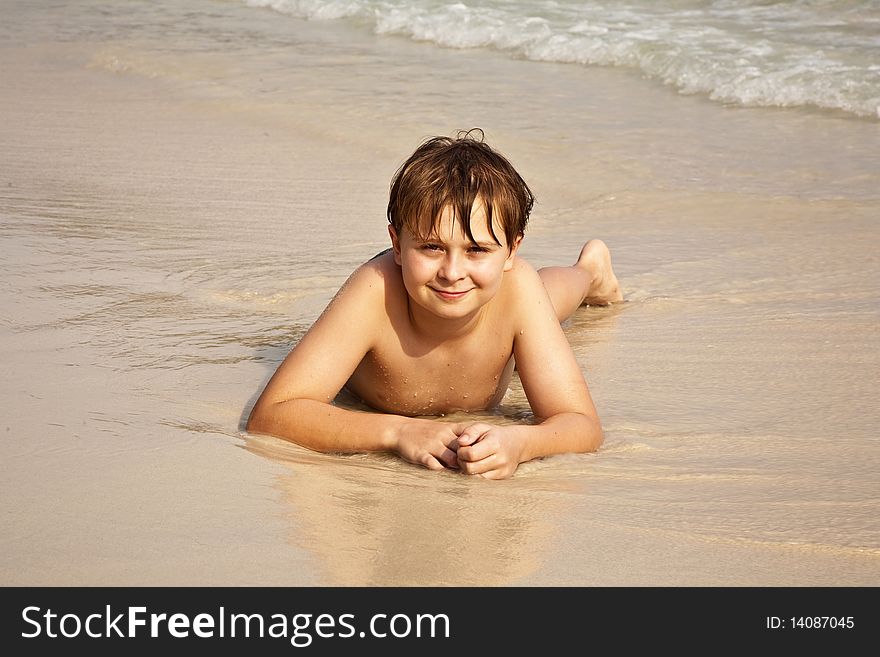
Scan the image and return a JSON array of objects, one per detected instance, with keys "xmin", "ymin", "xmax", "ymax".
[
  {"xmin": 245, "ymin": 0, "xmax": 880, "ymax": 119},
  {"xmin": 1, "ymin": 0, "xmax": 878, "ymax": 586}
]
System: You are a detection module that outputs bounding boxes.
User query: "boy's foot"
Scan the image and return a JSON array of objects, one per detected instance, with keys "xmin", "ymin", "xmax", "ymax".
[{"xmin": 576, "ymin": 239, "xmax": 623, "ymax": 306}]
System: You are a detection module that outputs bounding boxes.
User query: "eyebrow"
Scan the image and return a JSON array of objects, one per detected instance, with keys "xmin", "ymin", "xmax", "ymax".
[{"xmin": 421, "ymin": 236, "xmax": 501, "ymax": 248}]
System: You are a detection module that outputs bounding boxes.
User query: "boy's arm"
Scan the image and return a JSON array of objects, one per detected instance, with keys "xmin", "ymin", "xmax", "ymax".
[
  {"xmin": 456, "ymin": 261, "xmax": 603, "ymax": 477},
  {"xmin": 246, "ymin": 263, "xmax": 460, "ymax": 469},
  {"xmin": 512, "ymin": 261, "xmax": 604, "ymax": 458}
]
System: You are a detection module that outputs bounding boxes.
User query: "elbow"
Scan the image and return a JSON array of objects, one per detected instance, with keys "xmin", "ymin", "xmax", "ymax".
[
  {"xmin": 588, "ymin": 422, "xmax": 604, "ymax": 452},
  {"xmin": 245, "ymin": 399, "xmax": 274, "ymax": 435},
  {"xmin": 245, "ymin": 409, "xmax": 261, "ymax": 435},
  {"xmin": 578, "ymin": 413, "xmax": 604, "ymax": 453}
]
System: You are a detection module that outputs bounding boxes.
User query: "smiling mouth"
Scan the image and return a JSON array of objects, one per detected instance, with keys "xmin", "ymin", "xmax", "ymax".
[{"xmin": 429, "ymin": 287, "xmax": 473, "ymax": 300}]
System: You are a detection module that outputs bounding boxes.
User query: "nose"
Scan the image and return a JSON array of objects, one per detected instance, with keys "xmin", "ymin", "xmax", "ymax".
[{"xmin": 438, "ymin": 251, "xmax": 465, "ymax": 282}]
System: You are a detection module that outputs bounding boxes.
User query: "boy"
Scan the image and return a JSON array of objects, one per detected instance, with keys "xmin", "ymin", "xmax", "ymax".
[{"xmin": 247, "ymin": 129, "xmax": 622, "ymax": 479}]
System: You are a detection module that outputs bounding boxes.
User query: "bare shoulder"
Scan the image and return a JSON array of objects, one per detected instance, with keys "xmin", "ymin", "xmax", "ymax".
[
  {"xmin": 507, "ymin": 255, "xmax": 543, "ymax": 285},
  {"xmin": 325, "ymin": 251, "xmax": 400, "ymax": 318},
  {"xmin": 497, "ymin": 256, "xmax": 555, "ymax": 322},
  {"xmin": 247, "ymin": 252, "xmax": 401, "ymax": 410}
]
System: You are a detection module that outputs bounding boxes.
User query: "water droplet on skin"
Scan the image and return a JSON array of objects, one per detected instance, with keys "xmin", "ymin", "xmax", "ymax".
[
  {"xmin": 519, "ymin": 329, "xmax": 524, "ymax": 335},
  {"xmin": 463, "ymin": 393, "xmax": 469, "ymax": 399},
  {"xmin": 449, "ymin": 386, "xmax": 454, "ymax": 391},
  {"xmin": 412, "ymin": 393, "xmax": 417, "ymax": 398}
]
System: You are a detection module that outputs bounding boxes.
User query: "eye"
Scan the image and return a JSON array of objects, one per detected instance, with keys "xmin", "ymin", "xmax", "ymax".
[
  {"xmin": 420, "ymin": 243, "xmax": 442, "ymax": 252},
  {"xmin": 468, "ymin": 245, "xmax": 489, "ymax": 254}
]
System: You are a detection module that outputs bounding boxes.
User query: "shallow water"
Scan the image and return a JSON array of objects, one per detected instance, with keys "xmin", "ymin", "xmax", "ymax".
[
  {"xmin": 1, "ymin": 0, "xmax": 878, "ymax": 585},
  {"xmin": 243, "ymin": 0, "xmax": 880, "ymax": 119}
]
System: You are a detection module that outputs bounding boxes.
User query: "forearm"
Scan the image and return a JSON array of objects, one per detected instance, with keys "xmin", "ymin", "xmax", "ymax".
[
  {"xmin": 246, "ymin": 397, "xmax": 407, "ymax": 453},
  {"xmin": 513, "ymin": 412, "xmax": 604, "ymax": 463}
]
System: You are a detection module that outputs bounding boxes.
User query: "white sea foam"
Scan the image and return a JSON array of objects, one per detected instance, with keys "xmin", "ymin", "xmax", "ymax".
[{"xmin": 243, "ymin": 0, "xmax": 880, "ymax": 118}]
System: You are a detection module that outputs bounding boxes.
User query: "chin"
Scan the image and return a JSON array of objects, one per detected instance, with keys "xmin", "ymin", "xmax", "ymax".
[{"xmin": 419, "ymin": 297, "xmax": 482, "ymax": 319}]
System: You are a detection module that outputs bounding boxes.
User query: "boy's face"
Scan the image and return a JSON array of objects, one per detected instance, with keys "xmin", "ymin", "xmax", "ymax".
[{"xmin": 389, "ymin": 201, "xmax": 521, "ymax": 322}]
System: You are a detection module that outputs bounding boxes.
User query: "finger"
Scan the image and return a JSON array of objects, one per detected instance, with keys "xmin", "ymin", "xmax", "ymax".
[
  {"xmin": 420, "ymin": 454, "xmax": 446, "ymax": 471},
  {"xmin": 457, "ymin": 423, "xmax": 492, "ymax": 446},
  {"xmin": 456, "ymin": 421, "xmax": 492, "ymax": 434},
  {"xmin": 457, "ymin": 436, "xmax": 496, "ymax": 463},
  {"xmin": 437, "ymin": 447, "xmax": 460, "ymax": 469},
  {"xmin": 458, "ymin": 453, "xmax": 497, "ymax": 476},
  {"xmin": 450, "ymin": 421, "xmax": 470, "ymax": 435},
  {"xmin": 446, "ymin": 424, "xmax": 472, "ymax": 451},
  {"xmin": 444, "ymin": 434, "xmax": 461, "ymax": 452}
]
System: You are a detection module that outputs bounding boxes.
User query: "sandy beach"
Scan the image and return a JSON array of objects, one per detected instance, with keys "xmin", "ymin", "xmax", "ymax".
[{"xmin": 1, "ymin": 0, "xmax": 878, "ymax": 587}]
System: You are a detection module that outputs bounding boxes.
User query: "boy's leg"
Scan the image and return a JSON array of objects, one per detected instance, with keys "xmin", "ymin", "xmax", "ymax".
[{"xmin": 538, "ymin": 239, "xmax": 622, "ymax": 323}]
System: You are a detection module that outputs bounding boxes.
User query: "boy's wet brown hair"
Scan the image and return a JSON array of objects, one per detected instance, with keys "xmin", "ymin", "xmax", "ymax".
[{"xmin": 387, "ymin": 129, "xmax": 534, "ymax": 251}]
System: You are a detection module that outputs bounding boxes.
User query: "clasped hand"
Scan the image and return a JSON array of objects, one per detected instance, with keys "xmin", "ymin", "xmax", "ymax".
[{"xmin": 394, "ymin": 419, "xmax": 524, "ymax": 480}]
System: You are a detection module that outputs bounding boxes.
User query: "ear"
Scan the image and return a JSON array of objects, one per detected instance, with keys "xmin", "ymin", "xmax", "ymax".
[
  {"xmin": 502, "ymin": 234, "xmax": 523, "ymax": 272},
  {"xmin": 388, "ymin": 224, "xmax": 403, "ymax": 265}
]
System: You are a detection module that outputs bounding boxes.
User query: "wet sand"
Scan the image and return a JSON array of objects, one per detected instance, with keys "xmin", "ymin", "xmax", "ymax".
[{"xmin": 1, "ymin": 0, "xmax": 878, "ymax": 586}]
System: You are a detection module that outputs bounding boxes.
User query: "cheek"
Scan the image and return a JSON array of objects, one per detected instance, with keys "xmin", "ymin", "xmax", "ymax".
[
  {"xmin": 470, "ymin": 259, "xmax": 506, "ymax": 287},
  {"xmin": 400, "ymin": 255, "xmax": 434, "ymax": 286}
]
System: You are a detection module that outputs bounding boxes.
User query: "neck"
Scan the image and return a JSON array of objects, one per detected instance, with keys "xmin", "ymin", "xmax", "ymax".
[{"xmin": 406, "ymin": 298, "xmax": 485, "ymax": 344}]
